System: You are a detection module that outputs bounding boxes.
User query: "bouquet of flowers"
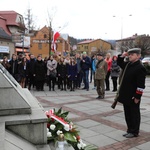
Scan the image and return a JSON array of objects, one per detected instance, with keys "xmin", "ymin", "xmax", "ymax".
[{"xmin": 45, "ymin": 108, "xmax": 97, "ymax": 150}]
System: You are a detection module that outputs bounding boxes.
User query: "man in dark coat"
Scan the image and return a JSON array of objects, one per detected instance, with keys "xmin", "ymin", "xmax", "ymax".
[
  {"xmin": 117, "ymin": 48, "xmax": 146, "ymax": 138},
  {"xmin": 9, "ymin": 54, "xmax": 19, "ymax": 81},
  {"xmin": 34, "ymin": 55, "xmax": 46, "ymax": 91},
  {"xmin": 80, "ymin": 51, "xmax": 91, "ymax": 91},
  {"xmin": 27, "ymin": 54, "xmax": 36, "ymax": 90}
]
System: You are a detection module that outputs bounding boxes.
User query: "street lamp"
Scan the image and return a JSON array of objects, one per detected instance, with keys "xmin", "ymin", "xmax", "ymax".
[{"xmin": 113, "ymin": 14, "xmax": 132, "ymax": 39}]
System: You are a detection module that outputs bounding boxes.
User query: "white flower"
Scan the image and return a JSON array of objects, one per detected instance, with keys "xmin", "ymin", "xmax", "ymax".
[
  {"xmin": 79, "ymin": 139, "xmax": 86, "ymax": 149},
  {"xmin": 73, "ymin": 136, "xmax": 77, "ymax": 140},
  {"xmin": 81, "ymin": 143, "xmax": 86, "ymax": 149},
  {"xmin": 50, "ymin": 124, "xmax": 56, "ymax": 130},
  {"xmin": 64, "ymin": 124, "xmax": 70, "ymax": 131},
  {"xmin": 77, "ymin": 143, "xmax": 82, "ymax": 149},
  {"xmin": 57, "ymin": 130, "xmax": 63, "ymax": 135},
  {"xmin": 47, "ymin": 132, "xmax": 52, "ymax": 138},
  {"xmin": 47, "ymin": 128, "xmax": 49, "ymax": 133},
  {"xmin": 70, "ymin": 122, "xmax": 73, "ymax": 126}
]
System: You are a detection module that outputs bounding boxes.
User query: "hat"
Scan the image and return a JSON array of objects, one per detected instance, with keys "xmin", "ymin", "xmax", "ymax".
[
  {"xmin": 97, "ymin": 53, "xmax": 103, "ymax": 56},
  {"xmin": 127, "ymin": 48, "xmax": 141, "ymax": 54},
  {"xmin": 82, "ymin": 51, "xmax": 87, "ymax": 55}
]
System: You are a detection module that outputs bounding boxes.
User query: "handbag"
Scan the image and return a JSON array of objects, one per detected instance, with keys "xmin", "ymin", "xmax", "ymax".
[{"xmin": 49, "ymin": 71, "xmax": 56, "ymax": 78}]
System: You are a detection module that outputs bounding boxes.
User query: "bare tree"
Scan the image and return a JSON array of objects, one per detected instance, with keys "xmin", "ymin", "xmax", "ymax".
[
  {"xmin": 24, "ymin": 8, "xmax": 37, "ymax": 33},
  {"xmin": 134, "ymin": 35, "xmax": 150, "ymax": 57}
]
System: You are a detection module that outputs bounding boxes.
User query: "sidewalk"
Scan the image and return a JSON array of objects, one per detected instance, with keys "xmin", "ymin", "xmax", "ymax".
[{"xmin": 31, "ymin": 77, "xmax": 150, "ymax": 150}]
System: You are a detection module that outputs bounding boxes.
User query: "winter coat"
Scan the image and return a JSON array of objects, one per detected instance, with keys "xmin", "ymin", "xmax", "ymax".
[
  {"xmin": 95, "ymin": 59, "xmax": 108, "ymax": 80},
  {"xmin": 80, "ymin": 56, "xmax": 91, "ymax": 71},
  {"xmin": 76, "ymin": 58, "xmax": 82, "ymax": 73},
  {"xmin": 117, "ymin": 55, "xmax": 146, "ymax": 105},
  {"xmin": 67, "ymin": 64, "xmax": 77, "ymax": 81},
  {"xmin": 47, "ymin": 59, "xmax": 57, "ymax": 76},
  {"xmin": 92, "ymin": 59, "xmax": 97, "ymax": 72},
  {"xmin": 57, "ymin": 63, "xmax": 67, "ymax": 78},
  {"xmin": 18, "ymin": 62, "xmax": 28, "ymax": 78},
  {"xmin": 110, "ymin": 60, "xmax": 120, "ymax": 78},
  {"xmin": 1, "ymin": 61, "xmax": 10, "ymax": 71},
  {"xmin": 27, "ymin": 58, "xmax": 36, "ymax": 75},
  {"xmin": 9, "ymin": 59, "xmax": 18, "ymax": 76},
  {"xmin": 105, "ymin": 58, "xmax": 112, "ymax": 72},
  {"xmin": 34, "ymin": 60, "xmax": 46, "ymax": 81}
]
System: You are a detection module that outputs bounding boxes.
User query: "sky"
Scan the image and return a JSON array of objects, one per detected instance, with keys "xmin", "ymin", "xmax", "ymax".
[{"xmin": 1, "ymin": 0, "xmax": 150, "ymax": 40}]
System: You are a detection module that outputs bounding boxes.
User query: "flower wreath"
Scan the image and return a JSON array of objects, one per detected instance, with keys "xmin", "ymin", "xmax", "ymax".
[{"xmin": 45, "ymin": 108, "xmax": 97, "ymax": 150}]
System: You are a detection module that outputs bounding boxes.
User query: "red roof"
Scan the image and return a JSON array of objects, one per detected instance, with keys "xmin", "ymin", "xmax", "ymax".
[
  {"xmin": 78, "ymin": 40, "xmax": 95, "ymax": 44},
  {"xmin": 0, "ymin": 11, "xmax": 18, "ymax": 26},
  {"xmin": 0, "ymin": 11, "xmax": 25, "ymax": 35}
]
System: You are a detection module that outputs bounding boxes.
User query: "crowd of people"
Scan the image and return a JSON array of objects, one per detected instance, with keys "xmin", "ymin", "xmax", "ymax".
[{"xmin": 0, "ymin": 51, "xmax": 121, "ymax": 96}]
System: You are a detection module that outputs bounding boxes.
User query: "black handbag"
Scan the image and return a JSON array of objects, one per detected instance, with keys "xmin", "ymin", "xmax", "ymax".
[{"xmin": 49, "ymin": 72, "xmax": 56, "ymax": 78}]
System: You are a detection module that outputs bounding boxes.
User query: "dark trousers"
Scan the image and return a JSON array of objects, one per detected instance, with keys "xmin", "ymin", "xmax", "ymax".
[
  {"xmin": 111, "ymin": 77, "xmax": 118, "ymax": 91},
  {"xmin": 36, "ymin": 80, "xmax": 44, "ymax": 91},
  {"xmin": 60, "ymin": 77, "xmax": 66, "ymax": 90},
  {"xmin": 105, "ymin": 71, "xmax": 110, "ymax": 90},
  {"xmin": 83, "ymin": 70, "xmax": 89, "ymax": 90},
  {"xmin": 123, "ymin": 101, "xmax": 141, "ymax": 135},
  {"xmin": 76, "ymin": 71, "xmax": 82, "ymax": 88},
  {"xmin": 96, "ymin": 79, "xmax": 105, "ymax": 97},
  {"xmin": 28, "ymin": 74, "xmax": 35, "ymax": 90},
  {"xmin": 57, "ymin": 76, "xmax": 61, "ymax": 89},
  {"xmin": 90, "ymin": 69, "xmax": 92, "ymax": 82},
  {"xmin": 69, "ymin": 80, "xmax": 76, "ymax": 91},
  {"xmin": 93, "ymin": 71, "xmax": 96, "ymax": 87},
  {"xmin": 48, "ymin": 76, "xmax": 56, "ymax": 90}
]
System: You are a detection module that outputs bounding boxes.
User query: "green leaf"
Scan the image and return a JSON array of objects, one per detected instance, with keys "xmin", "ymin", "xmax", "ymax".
[
  {"xmin": 55, "ymin": 107, "xmax": 62, "ymax": 116},
  {"xmin": 61, "ymin": 111, "xmax": 69, "ymax": 117},
  {"xmin": 84, "ymin": 145, "xmax": 98, "ymax": 150},
  {"xmin": 64, "ymin": 132, "xmax": 77, "ymax": 142}
]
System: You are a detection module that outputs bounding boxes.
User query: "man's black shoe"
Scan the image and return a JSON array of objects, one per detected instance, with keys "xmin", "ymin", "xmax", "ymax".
[
  {"xmin": 96, "ymin": 96, "xmax": 101, "ymax": 99},
  {"xmin": 122, "ymin": 133, "xmax": 129, "ymax": 137},
  {"xmin": 125, "ymin": 133, "xmax": 138, "ymax": 138},
  {"xmin": 100, "ymin": 96, "xmax": 104, "ymax": 99},
  {"xmin": 96, "ymin": 96, "xmax": 104, "ymax": 99},
  {"xmin": 82, "ymin": 87, "xmax": 86, "ymax": 90},
  {"xmin": 105, "ymin": 89, "xmax": 110, "ymax": 91}
]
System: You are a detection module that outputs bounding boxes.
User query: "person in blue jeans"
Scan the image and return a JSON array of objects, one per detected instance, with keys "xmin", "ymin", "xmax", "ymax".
[{"xmin": 80, "ymin": 51, "xmax": 91, "ymax": 91}]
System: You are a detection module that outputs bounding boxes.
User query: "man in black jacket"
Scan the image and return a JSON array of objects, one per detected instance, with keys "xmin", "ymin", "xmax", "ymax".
[{"xmin": 117, "ymin": 48, "xmax": 146, "ymax": 138}]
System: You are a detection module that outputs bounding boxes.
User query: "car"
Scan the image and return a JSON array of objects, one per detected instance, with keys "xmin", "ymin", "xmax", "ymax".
[{"xmin": 142, "ymin": 57, "xmax": 150, "ymax": 66}]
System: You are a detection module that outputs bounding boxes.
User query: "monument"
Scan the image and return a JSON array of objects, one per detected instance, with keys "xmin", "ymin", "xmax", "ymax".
[{"xmin": 0, "ymin": 64, "xmax": 50, "ymax": 150}]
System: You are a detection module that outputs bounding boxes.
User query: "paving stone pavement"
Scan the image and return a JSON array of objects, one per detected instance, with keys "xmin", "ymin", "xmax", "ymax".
[{"xmin": 31, "ymin": 77, "xmax": 150, "ymax": 150}]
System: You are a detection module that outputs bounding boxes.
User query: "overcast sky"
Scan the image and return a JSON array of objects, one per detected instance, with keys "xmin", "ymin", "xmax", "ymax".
[{"xmin": 1, "ymin": 0, "xmax": 150, "ymax": 40}]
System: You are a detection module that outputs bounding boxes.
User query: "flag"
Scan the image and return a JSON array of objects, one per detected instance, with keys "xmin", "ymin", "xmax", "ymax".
[{"xmin": 52, "ymin": 32, "xmax": 60, "ymax": 52}]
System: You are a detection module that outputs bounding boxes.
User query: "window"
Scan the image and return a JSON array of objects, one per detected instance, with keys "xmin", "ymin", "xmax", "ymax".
[
  {"xmin": 38, "ymin": 43, "xmax": 42, "ymax": 50},
  {"xmin": 84, "ymin": 46, "xmax": 88, "ymax": 49},
  {"xmin": 44, "ymin": 34, "xmax": 47, "ymax": 38}
]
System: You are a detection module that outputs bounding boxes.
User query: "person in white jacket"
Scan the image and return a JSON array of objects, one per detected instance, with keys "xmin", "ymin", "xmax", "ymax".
[{"xmin": 47, "ymin": 55, "xmax": 57, "ymax": 91}]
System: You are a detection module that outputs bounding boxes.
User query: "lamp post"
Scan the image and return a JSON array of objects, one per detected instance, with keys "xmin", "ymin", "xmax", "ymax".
[{"xmin": 113, "ymin": 14, "xmax": 132, "ymax": 39}]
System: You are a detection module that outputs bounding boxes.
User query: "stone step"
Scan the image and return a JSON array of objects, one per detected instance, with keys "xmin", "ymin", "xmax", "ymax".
[
  {"xmin": 0, "ymin": 122, "xmax": 5, "ymax": 150},
  {"xmin": 5, "ymin": 130, "xmax": 51, "ymax": 150},
  {"xmin": 5, "ymin": 89, "xmax": 48, "ymax": 145}
]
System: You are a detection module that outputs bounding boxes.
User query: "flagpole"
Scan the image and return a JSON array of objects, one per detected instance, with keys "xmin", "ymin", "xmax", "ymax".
[{"xmin": 49, "ymin": 21, "xmax": 52, "ymax": 57}]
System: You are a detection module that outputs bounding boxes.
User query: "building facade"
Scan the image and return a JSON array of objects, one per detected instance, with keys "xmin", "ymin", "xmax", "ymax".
[
  {"xmin": 30, "ymin": 26, "xmax": 71, "ymax": 58},
  {"xmin": 77, "ymin": 39, "xmax": 111, "ymax": 56},
  {"xmin": 0, "ymin": 11, "xmax": 26, "ymax": 58}
]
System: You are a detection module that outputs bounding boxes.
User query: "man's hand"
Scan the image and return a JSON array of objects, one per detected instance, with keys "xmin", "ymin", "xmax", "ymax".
[{"xmin": 132, "ymin": 97, "xmax": 140, "ymax": 104}]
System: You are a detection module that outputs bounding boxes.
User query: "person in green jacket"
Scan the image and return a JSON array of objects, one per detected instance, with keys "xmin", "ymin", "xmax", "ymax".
[{"xmin": 95, "ymin": 53, "xmax": 108, "ymax": 99}]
